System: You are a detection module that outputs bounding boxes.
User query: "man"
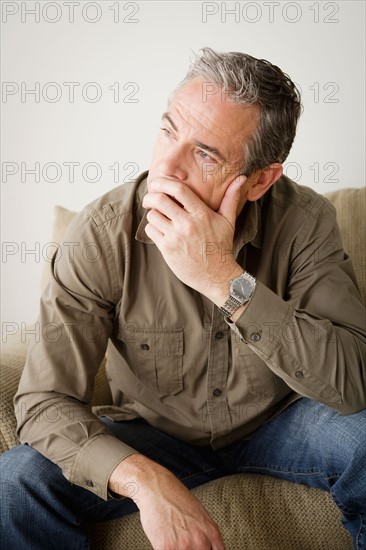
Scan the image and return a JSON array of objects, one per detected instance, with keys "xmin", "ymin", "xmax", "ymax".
[{"xmin": 1, "ymin": 48, "xmax": 365, "ymax": 549}]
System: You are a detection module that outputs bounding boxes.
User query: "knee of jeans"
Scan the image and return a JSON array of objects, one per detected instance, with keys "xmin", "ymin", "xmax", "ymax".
[
  {"xmin": 0, "ymin": 444, "xmax": 48, "ymax": 485},
  {"xmin": 350, "ymin": 429, "xmax": 366, "ymax": 464},
  {"xmin": 341, "ymin": 412, "xmax": 366, "ymax": 467}
]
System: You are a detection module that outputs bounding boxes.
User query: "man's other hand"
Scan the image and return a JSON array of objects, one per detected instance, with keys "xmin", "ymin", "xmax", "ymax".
[{"xmin": 109, "ymin": 454, "xmax": 225, "ymax": 550}]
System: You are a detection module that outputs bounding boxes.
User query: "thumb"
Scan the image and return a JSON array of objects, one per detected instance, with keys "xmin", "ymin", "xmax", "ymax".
[{"xmin": 218, "ymin": 175, "xmax": 247, "ymax": 227}]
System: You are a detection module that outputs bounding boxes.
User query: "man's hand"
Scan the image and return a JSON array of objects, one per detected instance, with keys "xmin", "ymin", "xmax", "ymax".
[
  {"xmin": 142, "ymin": 176, "xmax": 246, "ymax": 307},
  {"xmin": 109, "ymin": 454, "xmax": 225, "ymax": 550}
]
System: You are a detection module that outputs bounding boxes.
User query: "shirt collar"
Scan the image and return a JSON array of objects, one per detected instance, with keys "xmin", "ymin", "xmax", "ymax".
[
  {"xmin": 233, "ymin": 198, "xmax": 262, "ymax": 256},
  {"xmin": 134, "ymin": 173, "xmax": 154, "ymax": 244},
  {"xmin": 135, "ymin": 208, "xmax": 154, "ymax": 244}
]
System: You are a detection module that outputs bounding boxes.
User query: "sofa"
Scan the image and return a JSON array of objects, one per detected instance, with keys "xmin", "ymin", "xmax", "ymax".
[{"xmin": 1, "ymin": 186, "xmax": 365, "ymax": 549}]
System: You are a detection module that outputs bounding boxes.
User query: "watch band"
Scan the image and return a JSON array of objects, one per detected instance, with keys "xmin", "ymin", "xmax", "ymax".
[
  {"xmin": 218, "ymin": 294, "xmax": 243, "ymax": 317},
  {"xmin": 219, "ymin": 271, "xmax": 256, "ymax": 317}
]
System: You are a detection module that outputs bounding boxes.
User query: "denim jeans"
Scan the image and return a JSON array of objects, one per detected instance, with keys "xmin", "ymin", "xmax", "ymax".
[{"xmin": 1, "ymin": 398, "xmax": 365, "ymax": 549}]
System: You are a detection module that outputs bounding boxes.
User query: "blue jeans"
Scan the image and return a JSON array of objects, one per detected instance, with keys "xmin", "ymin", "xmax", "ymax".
[{"xmin": 1, "ymin": 398, "xmax": 365, "ymax": 549}]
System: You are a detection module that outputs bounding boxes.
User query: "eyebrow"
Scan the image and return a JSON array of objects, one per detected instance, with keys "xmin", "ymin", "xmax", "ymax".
[{"xmin": 161, "ymin": 112, "xmax": 228, "ymax": 163}]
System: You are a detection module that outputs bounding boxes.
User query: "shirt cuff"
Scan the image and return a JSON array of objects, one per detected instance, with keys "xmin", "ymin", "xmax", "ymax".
[
  {"xmin": 224, "ymin": 280, "xmax": 293, "ymax": 354},
  {"xmin": 69, "ymin": 433, "xmax": 139, "ymax": 500},
  {"xmin": 224, "ymin": 281, "xmax": 341, "ymax": 404}
]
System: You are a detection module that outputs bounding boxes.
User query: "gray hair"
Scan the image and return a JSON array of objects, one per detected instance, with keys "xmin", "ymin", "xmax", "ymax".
[{"xmin": 171, "ymin": 47, "xmax": 302, "ymax": 176}]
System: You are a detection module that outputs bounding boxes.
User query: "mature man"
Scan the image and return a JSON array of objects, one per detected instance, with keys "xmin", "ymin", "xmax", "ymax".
[{"xmin": 1, "ymin": 48, "xmax": 365, "ymax": 550}]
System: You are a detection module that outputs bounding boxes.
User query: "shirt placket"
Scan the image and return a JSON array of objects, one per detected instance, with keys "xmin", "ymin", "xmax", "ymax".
[{"xmin": 205, "ymin": 302, "xmax": 233, "ymax": 447}]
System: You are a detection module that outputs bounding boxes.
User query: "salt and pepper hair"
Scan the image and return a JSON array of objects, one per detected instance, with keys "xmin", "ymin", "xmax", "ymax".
[{"xmin": 171, "ymin": 47, "xmax": 302, "ymax": 176}]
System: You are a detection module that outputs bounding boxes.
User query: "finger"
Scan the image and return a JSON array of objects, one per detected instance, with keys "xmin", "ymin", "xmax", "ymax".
[
  {"xmin": 144, "ymin": 221, "xmax": 164, "ymax": 244},
  {"xmin": 149, "ymin": 179, "xmax": 204, "ymax": 215},
  {"xmin": 143, "ymin": 192, "xmax": 187, "ymax": 222},
  {"xmin": 146, "ymin": 208, "xmax": 172, "ymax": 236},
  {"xmin": 212, "ymin": 536, "xmax": 226, "ymax": 550},
  {"xmin": 210, "ymin": 524, "xmax": 225, "ymax": 550},
  {"xmin": 218, "ymin": 175, "xmax": 246, "ymax": 228},
  {"xmin": 212, "ymin": 537, "xmax": 226, "ymax": 550}
]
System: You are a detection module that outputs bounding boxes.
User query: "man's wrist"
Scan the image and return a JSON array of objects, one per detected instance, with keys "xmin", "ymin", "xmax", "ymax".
[
  {"xmin": 205, "ymin": 264, "xmax": 244, "ymax": 307},
  {"xmin": 216, "ymin": 268, "xmax": 256, "ymax": 320},
  {"xmin": 229, "ymin": 302, "xmax": 247, "ymax": 322},
  {"xmin": 108, "ymin": 452, "xmax": 145, "ymax": 500}
]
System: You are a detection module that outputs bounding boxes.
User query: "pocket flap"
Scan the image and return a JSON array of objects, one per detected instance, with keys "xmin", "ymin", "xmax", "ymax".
[{"xmin": 119, "ymin": 326, "xmax": 183, "ymax": 356}]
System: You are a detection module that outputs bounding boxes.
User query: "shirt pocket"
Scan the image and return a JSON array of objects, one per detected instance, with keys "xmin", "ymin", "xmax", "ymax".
[{"xmin": 119, "ymin": 327, "xmax": 184, "ymax": 396}]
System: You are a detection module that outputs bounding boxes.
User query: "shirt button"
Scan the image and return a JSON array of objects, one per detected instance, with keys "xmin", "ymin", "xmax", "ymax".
[
  {"xmin": 295, "ymin": 370, "xmax": 304, "ymax": 379},
  {"xmin": 250, "ymin": 332, "xmax": 261, "ymax": 342},
  {"xmin": 213, "ymin": 388, "xmax": 222, "ymax": 397},
  {"xmin": 215, "ymin": 331, "xmax": 224, "ymax": 340},
  {"xmin": 141, "ymin": 343, "xmax": 150, "ymax": 351},
  {"xmin": 86, "ymin": 480, "xmax": 94, "ymax": 487}
]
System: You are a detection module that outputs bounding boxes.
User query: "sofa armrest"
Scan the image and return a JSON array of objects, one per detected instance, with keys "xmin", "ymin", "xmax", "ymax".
[
  {"xmin": 0, "ymin": 349, "xmax": 27, "ymax": 454},
  {"xmin": 0, "ymin": 329, "xmax": 112, "ymax": 455}
]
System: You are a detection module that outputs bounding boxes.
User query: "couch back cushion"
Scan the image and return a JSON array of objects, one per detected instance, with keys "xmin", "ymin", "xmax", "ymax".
[
  {"xmin": 40, "ymin": 206, "xmax": 78, "ymax": 295},
  {"xmin": 325, "ymin": 187, "xmax": 365, "ymax": 306}
]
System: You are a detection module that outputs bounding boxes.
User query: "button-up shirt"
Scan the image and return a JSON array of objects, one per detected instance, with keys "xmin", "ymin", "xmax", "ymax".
[{"xmin": 15, "ymin": 171, "xmax": 366, "ymax": 500}]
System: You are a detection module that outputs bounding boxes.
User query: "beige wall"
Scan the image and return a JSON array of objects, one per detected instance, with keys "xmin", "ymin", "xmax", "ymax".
[{"xmin": 1, "ymin": 0, "xmax": 365, "ymax": 327}]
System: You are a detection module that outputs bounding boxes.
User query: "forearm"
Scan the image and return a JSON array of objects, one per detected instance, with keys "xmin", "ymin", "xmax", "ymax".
[
  {"xmin": 109, "ymin": 454, "xmax": 225, "ymax": 549},
  {"xmin": 203, "ymin": 263, "xmax": 366, "ymax": 413},
  {"xmin": 15, "ymin": 388, "xmax": 138, "ymax": 499},
  {"xmin": 108, "ymin": 453, "xmax": 175, "ymax": 502},
  {"xmin": 229, "ymin": 281, "xmax": 366, "ymax": 413}
]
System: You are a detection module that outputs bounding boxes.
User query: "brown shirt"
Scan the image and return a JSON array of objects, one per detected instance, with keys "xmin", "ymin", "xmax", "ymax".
[{"xmin": 15, "ymin": 171, "xmax": 366, "ymax": 500}]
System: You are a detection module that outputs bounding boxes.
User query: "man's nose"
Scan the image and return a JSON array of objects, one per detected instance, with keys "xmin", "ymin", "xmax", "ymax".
[{"xmin": 159, "ymin": 145, "xmax": 187, "ymax": 181}]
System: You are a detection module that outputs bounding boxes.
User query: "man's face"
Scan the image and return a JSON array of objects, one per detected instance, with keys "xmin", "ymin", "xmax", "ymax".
[{"xmin": 147, "ymin": 77, "xmax": 260, "ymax": 211}]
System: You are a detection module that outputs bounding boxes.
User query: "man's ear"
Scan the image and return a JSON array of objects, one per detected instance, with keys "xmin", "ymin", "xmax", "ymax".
[{"xmin": 246, "ymin": 163, "xmax": 283, "ymax": 202}]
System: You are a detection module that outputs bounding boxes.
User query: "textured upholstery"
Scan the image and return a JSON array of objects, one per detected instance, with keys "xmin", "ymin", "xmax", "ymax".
[
  {"xmin": 89, "ymin": 475, "xmax": 351, "ymax": 550},
  {"xmin": 326, "ymin": 187, "xmax": 366, "ymax": 304},
  {"xmin": 2, "ymin": 187, "xmax": 363, "ymax": 549}
]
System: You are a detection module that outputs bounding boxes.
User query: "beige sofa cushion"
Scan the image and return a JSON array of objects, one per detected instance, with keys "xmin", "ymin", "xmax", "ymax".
[
  {"xmin": 89, "ymin": 473, "xmax": 351, "ymax": 550},
  {"xmin": 40, "ymin": 205, "xmax": 78, "ymax": 295},
  {"xmin": 325, "ymin": 187, "xmax": 365, "ymax": 305}
]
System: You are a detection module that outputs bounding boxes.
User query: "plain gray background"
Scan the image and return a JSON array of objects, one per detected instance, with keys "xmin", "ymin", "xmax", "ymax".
[{"xmin": 1, "ymin": 0, "xmax": 365, "ymax": 327}]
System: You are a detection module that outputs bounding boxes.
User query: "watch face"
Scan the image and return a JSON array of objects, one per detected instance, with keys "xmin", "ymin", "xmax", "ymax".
[{"xmin": 231, "ymin": 276, "xmax": 254, "ymax": 301}]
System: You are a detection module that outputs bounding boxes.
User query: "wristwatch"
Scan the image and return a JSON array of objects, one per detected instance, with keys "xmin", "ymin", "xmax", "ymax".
[{"xmin": 219, "ymin": 271, "xmax": 256, "ymax": 317}]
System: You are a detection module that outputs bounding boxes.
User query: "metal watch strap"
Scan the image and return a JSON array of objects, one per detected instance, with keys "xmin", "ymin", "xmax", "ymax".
[
  {"xmin": 218, "ymin": 271, "xmax": 256, "ymax": 317},
  {"xmin": 218, "ymin": 295, "xmax": 243, "ymax": 317}
]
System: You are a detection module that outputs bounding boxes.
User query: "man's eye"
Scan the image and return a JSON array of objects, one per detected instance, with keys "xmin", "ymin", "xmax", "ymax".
[
  {"xmin": 197, "ymin": 149, "xmax": 216, "ymax": 163},
  {"xmin": 160, "ymin": 127, "xmax": 172, "ymax": 137}
]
